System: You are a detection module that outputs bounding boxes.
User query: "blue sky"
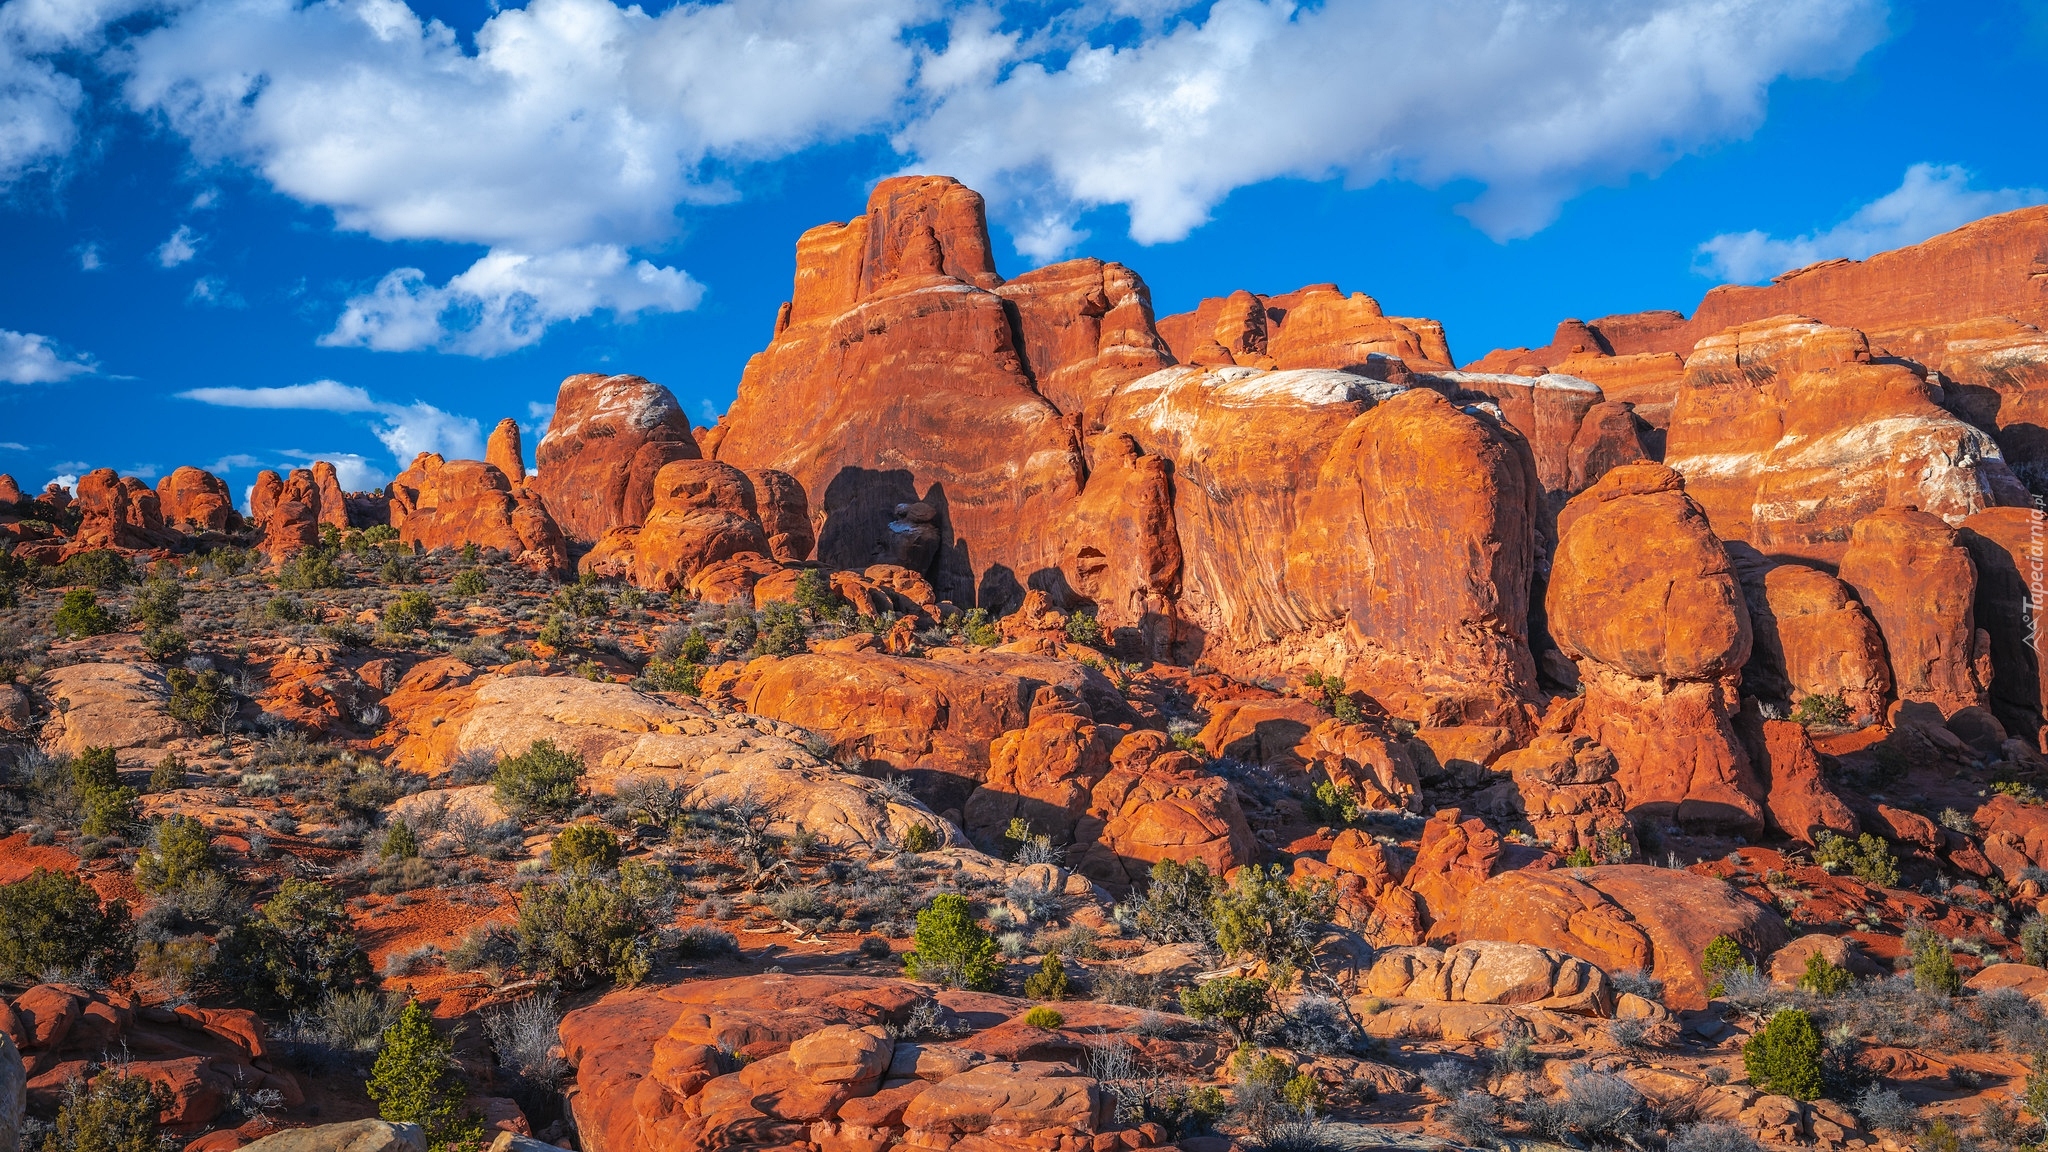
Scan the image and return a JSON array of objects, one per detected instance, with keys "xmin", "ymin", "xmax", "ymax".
[{"xmin": 1, "ymin": 0, "xmax": 2044, "ymax": 502}]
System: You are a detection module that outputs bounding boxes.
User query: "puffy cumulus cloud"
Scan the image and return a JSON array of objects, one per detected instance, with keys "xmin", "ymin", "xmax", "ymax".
[
  {"xmin": 0, "ymin": 329, "xmax": 97, "ymax": 384},
  {"xmin": 0, "ymin": 0, "xmax": 157, "ymax": 186},
  {"xmin": 320, "ymin": 244, "xmax": 703, "ymax": 357},
  {"xmin": 901, "ymin": 0, "xmax": 1892, "ymax": 253},
  {"xmin": 177, "ymin": 379, "xmax": 482, "ymax": 467},
  {"xmin": 156, "ymin": 224, "xmax": 198, "ymax": 267},
  {"xmin": 120, "ymin": 0, "xmax": 932, "ymax": 251},
  {"xmin": 1695, "ymin": 162, "xmax": 2048, "ymax": 284}
]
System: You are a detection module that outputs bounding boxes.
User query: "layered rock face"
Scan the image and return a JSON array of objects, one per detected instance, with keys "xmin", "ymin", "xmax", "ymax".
[
  {"xmin": 1547, "ymin": 463, "xmax": 1765, "ymax": 834},
  {"xmin": 1469, "ymin": 205, "xmax": 2048, "ymax": 483},
  {"xmin": 1664, "ymin": 318, "xmax": 2027, "ymax": 564},
  {"xmin": 993, "ymin": 256, "xmax": 1174, "ymax": 432},
  {"xmin": 533, "ymin": 373, "xmax": 701, "ymax": 546},
  {"xmin": 388, "ymin": 453, "xmax": 570, "ymax": 577},
  {"xmin": 578, "ymin": 461, "xmax": 770, "ymax": 590},
  {"xmin": 1961, "ymin": 507, "xmax": 2048, "ymax": 740}
]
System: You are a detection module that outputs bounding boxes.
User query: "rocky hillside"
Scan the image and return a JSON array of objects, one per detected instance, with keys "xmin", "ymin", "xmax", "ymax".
[{"xmin": 2, "ymin": 177, "xmax": 2046, "ymax": 1152}]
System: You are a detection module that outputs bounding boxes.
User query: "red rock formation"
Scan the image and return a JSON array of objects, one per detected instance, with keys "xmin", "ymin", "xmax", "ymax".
[
  {"xmin": 533, "ymin": 373, "xmax": 701, "ymax": 546},
  {"xmin": 69, "ymin": 468, "xmax": 179, "ymax": 552},
  {"xmin": 310, "ymin": 461, "xmax": 349, "ymax": 530},
  {"xmin": 387, "ymin": 453, "xmax": 570, "ymax": 576},
  {"xmin": 1477, "ymin": 733, "xmax": 1633, "ymax": 855},
  {"xmin": 1424, "ymin": 371, "xmax": 1606, "ymax": 512},
  {"xmin": 1549, "ymin": 463, "xmax": 1765, "ymax": 835},
  {"xmin": 745, "ymin": 468, "xmax": 814, "ymax": 563},
  {"xmin": 154, "ymin": 467, "xmax": 236, "ymax": 533},
  {"xmin": 994, "ymin": 257, "xmax": 1173, "ymax": 432},
  {"xmin": 1156, "ymin": 284, "xmax": 1453, "ymax": 374},
  {"xmin": 1452, "ymin": 864, "xmax": 1790, "ymax": 1009},
  {"xmin": 1960, "ymin": 507, "xmax": 2048, "ymax": 742},
  {"xmin": 1401, "ymin": 810, "xmax": 1503, "ymax": 939},
  {"xmin": 1728, "ymin": 545, "xmax": 1891, "ymax": 721},
  {"xmin": 1567, "ymin": 401, "xmax": 1656, "ymax": 493},
  {"xmin": 1839, "ymin": 506, "xmax": 1991, "ymax": 719},
  {"xmin": 962, "ymin": 687, "xmax": 1115, "ymax": 846},
  {"xmin": 486, "ymin": 417, "xmax": 525, "ymax": 484},
  {"xmin": 712, "ymin": 177, "xmax": 1084, "ymax": 612},
  {"xmin": 249, "ymin": 470, "xmax": 282, "ymax": 526},
  {"xmin": 1103, "ymin": 372, "xmax": 1539, "ymax": 726},
  {"xmin": 1738, "ymin": 714, "xmax": 1858, "ymax": 844},
  {"xmin": 582, "ymin": 460, "xmax": 770, "ymax": 591},
  {"xmin": 0, "ymin": 474, "xmax": 20, "ymax": 506},
  {"xmin": 1665, "ymin": 317, "xmax": 2027, "ymax": 564},
  {"xmin": 1070, "ymin": 731, "xmax": 1255, "ymax": 889}
]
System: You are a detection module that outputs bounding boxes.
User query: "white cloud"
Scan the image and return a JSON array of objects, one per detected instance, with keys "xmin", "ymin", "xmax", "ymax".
[
  {"xmin": 129, "ymin": 463, "xmax": 161, "ymax": 479},
  {"xmin": 0, "ymin": 329, "xmax": 96, "ymax": 383},
  {"xmin": 179, "ymin": 379, "xmax": 379, "ymax": 410},
  {"xmin": 156, "ymin": 223, "xmax": 199, "ymax": 267},
  {"xmin": 1695, "ymin": 162, "xmax": 2048, "ymax": 283},
  {"xmin": 48, "ymin": 473, "xmax": 77, "ymax": 493},
  {"xmin": 178, "ymin": 378, "xmax": 482, "ymax": 466},
  {"xmin": 121, "ymin": 0, "xmax": 931, "ymax": 252},
  {"xmin": 207, "ymin": 453, "xmax": 268, "ymax": 471},
  {"xmin": 900, "ymin": 0, "xmax": 1891, "ymax": 253},
  {"xmin": 522, "ymin": 400, "xmax": 555, "ymax": 441},
  {"xmin": 321, "ymin": 244, "xmax": 702, "ymax": 356},
  {"xmin": 189, "ymin": 275, "xmax": 246, "ymax": 307},
  {"xmin": 76, "ymin": 243, "xmax": 102, "ymax": 270},
  {"xmin": 0, "ymin": 441, "xmax": 28, "ymax": 451}
]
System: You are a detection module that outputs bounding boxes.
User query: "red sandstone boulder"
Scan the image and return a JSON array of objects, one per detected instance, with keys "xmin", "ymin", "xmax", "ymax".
[
  {"xmin": 1071, "ymin": 738, "xmax": 1255, "ymax": 889},
  {"xmin": 1476, "ymin": 733, "xmax": 1632, "ymax": 855},
  {"xmin": 1549, "ymin": 463, "xmax": 1764, "ymax": 835},
  {"xmin": 1838, "ymin": 507, "xmax": 1991, "ymax": 719},
  {"xmin": 311, "ymin": 461, "xmax": 348, "ymax": 530},
  {"xmin": 745, "ymin": 468, "xmax": 814, "ymax": 563},
  {"xmin": 387, "ymin": 454, "xmax": 569, "ymax": 577},
  {"xmin": 1452, "ymin": 864, "xmax": 1789, "ymax": 1009},
  {"xmin": 1729, "ymin": 546, "xmax": 1891, "ymax": 722},
  {"xmin": 1567, "ymin": 400, "xmax": 1656, "ymax": 493},
  {"xmin": 1738, "ymin": 714, "xmax": 1858, "ymax": 844},
  {"xmin": 1155, "ymin": 283, "xmax": 1453, "ymax": 374},
  {"xmin": 155, "ymin": 467, "xmax": 236, "ymax": 533},
  {"xmin": 963, "ymin": 689, "xmax": 1116, "ymax": 846},
  {"xmin": 533, "ymin": 373, "xmax": 701, "ymax": 547},
  {"xmin": 581, "ymin": 460, "xmax": 770, "ymax": 590},
  {"xmin": 249, "ymin": 470, "xmax": 282, "ymax": 526},
  {"xmin": 1400, "ymin": 810, "xmax": 1503, "ymax": 938},
  {"xmin": 1426, "ymin": 371, "xmax": 1605, "ymax": 510}
]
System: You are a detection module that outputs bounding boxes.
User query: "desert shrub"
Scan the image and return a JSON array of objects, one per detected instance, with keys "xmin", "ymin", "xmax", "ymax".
[
  {"xmin": 383, "ymin": 590, "xmax": 437, "ymax": 633},
  {"xmin": 1421, "ymin": 1058, "xmax": 1477, "ymax": 1099},
  {"xmin": 451, "ymin": 568, "xmax": 489, "ymax": 597},
  {"xmin": 901, "ymin": 822, "xmax": 940, "ymax": 853},
  {"xmin": 383, "ymin": 945, "xmax": 439, "ymax": 978},
  {"xmin": 1703, "ymin": 934, "xmax": 1749, "ymax": 996},
  {"xmin": 136, "ymin": 815, "xmax": 219, "ymax": 893},
  {"xmin": 903, "ymin": 893, "xmax": 1000, "ymax": 990},
  {"xmin": 1856, "ymin": 1086, "xmax": 1917, "ymax": 1133},
  {"xmin": 1131, "ymin": 858, "xmax": 1217, "ymax": 945},
  {"xmin": 1744, "ymin": 1008, "xmax": 1823, "ymax": 1099},
  {"xmin": 516, "ymin": 873, "xmax": 655, "ymax": 988},
  {"xmin": 368, "ymin": 999, "xmax": 482, "ymax": 1152},
  {"xmin": 1023, "ymin": 1005, "xmax": 1065, "ymax": 1029},
  {"xmin": 1180, "ymin": 975, "xmax": 1271, "ymax": 1042},
  {"xmin": 167, "ymin": 668, "xmax": 235, "ymax": 733},
  {"xmin": 54, "ymin": 1069, "xmax": 170, "ymax": 1152},
  {"xmin": 1212, "ymin": 864, "xmax": 1335, "ymax": 977},
  {"xmin": 1265, "ymin": 993, "xmax": 1359, "ymax": 1056},
  {"xmin": 1611, "ymin": 968, "xmax": 1665, "ymax": 1003},
  {"xmin": 131, "ymin": 578, "xmax": 182, "ymax": 629},
  {"xmin": 2022, "ymin": 916, "xmax": 2048, "ymax": 968},
  {"xmin": 1092, "ymin": 967, "xmax": 1175, "ymax": 1010},
  {"xmin": 792, "ymin": 569, "xmax": 841, "ymax": 616},
  {"xmin": 0, "ymin": 866, "xmax": 134, "ymax": 982},
  {"xmin": 1300, "ymin": 670, "xmax": 1362, "ymax": 723},
  {"xmin": 60, "ymin": 549, "xmax": 134, "ymax": 589},
  {"xmin": 264, "ymin": 595, "xmax": 304, "ymax": 623},
  {"xmin": 1444, "ymin": 1091, "xmax": 1503, "ymax": 1146},
  {"xmin": 54, "ymin": 588, "xmax": 120, "ymax": 637},
  {"xmin": 674, "ymin": 926, "xmax": 740, "ymax": 959},
  {"xmin": 446, "ymin": 923, "xmax": 520, "ymax": 980},
  {"xmin": 1024, "ymin": 953, "xmax": 1072, "ymax": 1000},
  {"xmin": 380, "ymin": 555, "xmax": 422, "ymax": 584},
  {"xmin": 140, "ymin": 627, "xmax": 188, "ymax": 662},
  {"xmin": 757, "ymin": 600, "xmax": 807, "ymax": 656},
  {"xmin": 552, "ymin": 824, "xmax": 621, "ymax": 873},
  {"xmin": 222, "ymin": 878, "xmax": 369, "ymax": 1009},
  {"xmin": 641, "ymin": 658, "xmax": 706, "ymax": 695},
  {"xmin": 484, "ymin": 994, "xmax": 569, "ymax": 1087},
  {"xmin": 1668, "ymin": 1122, "xmax": 1764, "ymax": 1152},
  {"xmin": 1914, "ymin": 932, "xmax": 1964, "ymax": 996},
  {"xmin": 1064, "ymin": 611, "xmax": 1103, "ymax": 647},
  {"xmin": 1799, "ymin": 951, "xmax": 1855, "ymax": 996},
  {"xmin": 379, "ymin": 819, "xmax": 420, "ymax": 860},
  {"xmin": 1813, "ymin": 830, "xmax": 1901, "ymax": 888},
  {"xmin": 493, "ymin": 738, "xmax": 584, "ymax": 817},
  {"xmin": 276, "ymin": 549, "xmax": 346, "ymax": 590},
  {"xmin": 148, "ymin": 753, "xmax": 186, "ymax": 793},
  {"xmin": 73, "ymin": 745, "xmax": 137, "ymax": 836},
  {"xmin": 957, "ymin": 608, "xmax": 1001, "ymax": 647},
  {"xmin": 1563, "ymin": 1069, "xmax": 1655, "ymax": 1143},
  {"xmin": 1790, "ymin": 693, "xmax": 1852, "ymax": 727},
  {"xmin": 1232, "ymin": 1050, "xmax": 1326, "ymax": 1147}
]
